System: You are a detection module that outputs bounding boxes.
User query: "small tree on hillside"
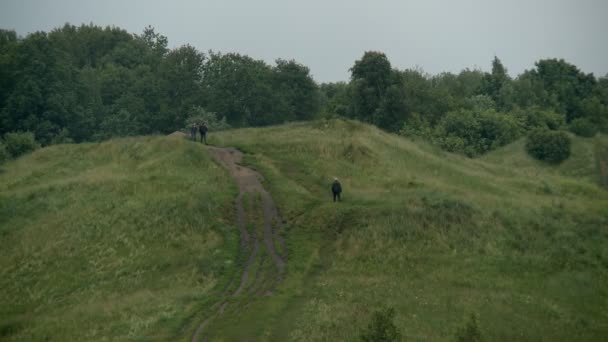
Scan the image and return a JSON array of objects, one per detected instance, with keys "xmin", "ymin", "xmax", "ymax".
[
  {"xmin": 526, "ymin": 129, "xmax": 571, "ymax": 163},
  {"xmin": 569, "ymin": 117, "xmax": 597, "ymax": 137},
  {"xmin": 3, "ymin": 132, "xmax": 40, "ymax": 158}
]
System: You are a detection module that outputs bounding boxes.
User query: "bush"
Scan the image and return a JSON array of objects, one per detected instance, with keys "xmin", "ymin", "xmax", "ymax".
[
  {"xmin": 454, "ymin": 313, "xmax": 482, "ymax": 342},
  {"xmin": 439, "ymin": 135, "xmax": 466, "ymax": 152},
  {"xmin": 3, "ymin": 132, "xmax": 40, "ymax": 158},
  {"xmin": 476, "ymin": 110, "xmax": 522, "ymax": 151},
  {"xmin": 399, "ymin": 112, "xmax": 433, "ymax": 139},
  {"xmin": 512, "ymin": 107, "xmax": 565, "ymax": 131},
  {"xmin": 569, "ymin": 117, "xmax": 598, "ymax": 137},
  {"xmin": 186, "ymin": 106, "xmax": 231, "ymax": 131},
  {"xmin": 50, "ymin": 128, "xmax": 75, "ymax": 144},
  {"xmin": 526, "ymin": 129, "xmax": 571, "ymax": 163},
  {"xmin": 0, "ymin": 143, "xmax": 9, "ymax": 164},
  {"xmin": 360, "ymin": 307, "xmax": 401, "ymax": 342},
  {"xmin": 434, "ymin": 109, "xmax": 521, "ymax": 156}
]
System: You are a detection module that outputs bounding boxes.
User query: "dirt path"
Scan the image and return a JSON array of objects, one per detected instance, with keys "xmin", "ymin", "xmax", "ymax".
[{"xmin": 191, "ymin": 146, "xmax": 287, "ymax": 341}]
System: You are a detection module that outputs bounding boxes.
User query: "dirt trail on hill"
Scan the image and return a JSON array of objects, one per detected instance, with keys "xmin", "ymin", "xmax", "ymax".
[{"xmin": 191, "ymin": 146, "xmax": 287, "ymax": 342}]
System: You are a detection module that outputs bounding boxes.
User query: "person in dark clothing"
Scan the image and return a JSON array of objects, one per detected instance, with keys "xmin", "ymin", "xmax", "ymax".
[
  {"xmin": 199, "ymin": 122, "xmax": 208, "ymax": 144},
  {"xmin": 190, "ymin": 123, "xmax": 198, "ymax": 141},
  {"xmin": 332, "ymin": 177, "xmax": 342, "ymax": 202}
]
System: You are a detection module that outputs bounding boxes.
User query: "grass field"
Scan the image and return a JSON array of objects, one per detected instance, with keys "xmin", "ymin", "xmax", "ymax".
[
  {"xmin": 0, "ymin": 136, "xmax": 238, "ymax": 340},
  {"xmin": 1, "ymin": 120, "xmax": 607, "ymax": 341}
]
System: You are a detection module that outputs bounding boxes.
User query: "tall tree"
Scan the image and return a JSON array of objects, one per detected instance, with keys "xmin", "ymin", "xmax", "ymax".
[
  {"xmin": 201, "ymin": 52, "xmax": 286, "ymax": 127},
  {"xmin": 532, "ymin": 58, "xmax": 596, "ymax": 121},
  {"xmin": 159, "ymin": 44, "xmax": 205, "ymax": 130},
  {"xmin": 272, "ymin": 59, "xmax": 319, "ymax": 121},
  {"xmin": 480, "ymin": 56, "xmax": 510, "ymax": 107},
  {"xmin": 350, "ymin": 51, "xmax": 393, "ymax": 122}
]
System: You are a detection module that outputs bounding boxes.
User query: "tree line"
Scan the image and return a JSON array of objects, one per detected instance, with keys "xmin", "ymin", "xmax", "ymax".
[
  {"xmin": 1, "ymin": 24, "xmax": 607, "ymax": 158},
  {"xmin": 0, "ymin": 24, "xmax": 320, "ymax": 146},
  {"xmin": 324, "ymin": 52, "xmax": 608, "ymax": 156}
]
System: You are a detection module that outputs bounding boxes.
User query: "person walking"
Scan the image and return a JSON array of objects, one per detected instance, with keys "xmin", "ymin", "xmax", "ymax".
[
  {"xmin": 190, "ymin": 122, "xmax": 198, "ymax": 141},
  {"xmin": 331, "ymin": 177, "xmax": 342, "ymax": 202},
  {"xmin": 199, "ymin": 122, "xmax": 208, "ymax": 144}
]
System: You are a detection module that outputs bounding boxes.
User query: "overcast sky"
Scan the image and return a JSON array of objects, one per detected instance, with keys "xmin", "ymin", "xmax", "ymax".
[{"xmin": 1, "ymin": 0, "xmax": 606, "ymax": 83}]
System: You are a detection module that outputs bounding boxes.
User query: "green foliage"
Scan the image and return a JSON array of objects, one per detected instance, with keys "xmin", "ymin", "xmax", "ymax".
[
  {"xmin": 399, "ymin": 112, "xmax": 433, "ymax": 139},
  {"xmin": 186, "ymin": 106, "xmax": 231, "ymax": 131},
  {"xmin": 373, "ymin": 83, "xmax": 408, "ymax": 132},
  {"xmin": 0, "ymin": 24, "xmax": 319, "ymax": 145},
  {"xmin": 94, "ymin": 109, "xmax": 142, "ymax": 141},
  {"xmin": 2, "ymin": 132, "xmax": 39, "ymax": 158},
  {"xmin": 480, "ymin": 56, "xmax": 510, "ymax": 106},
  {"xmin": 350, "ymin": 51, "xmax": 394, "ymax": 123},
  {"xmin": 454, "ymin": 314, "xmax": 482, "ymax": 342},
  {"xmin": 511, "ymin": 107, "xmax": 565, "ymax": 131},
  {"xmin": 201, "ymin": 52, "xmax": 319, "ymax": 127},
  {"xmin": 533, "ymin": 59, "xmax": 596, "ymax": 120},
  {"xmin": 319, "ymin": 81, "xmax": 352, "ymax": 118},
  {"xmin": 50, "ymin": 128, "xmax": 74, "ymax": 144},
  {"xmin": 466, "ymin": 94, "xmax": 496, "ymax": 112},
  {"xmin": 579, "ymin": 96, "xmax": 608, "ymax": 132},
  {"xmin": 0, "ymin": 142, "xmax": 9, "ymax": 164},
  {"xmin": 526, "ymin": 129, "xmax": 571, "ymax": 163},
  {"xmin": 360, "ymin": 307, "xmax": 401, "ymax": 342},
  {"xmin": 434, "ymin": 109, "xmax": 521, "ymax": 156},
  {"xmin": 1, "ymin": 23, "xmax": 605, "ymax": 158},
  {"xmin": 569, "ymin": 117, "xmax": 598, "ymax": 137},
  {"xmin": 273, "ymin": 59, "xmax": 320, "ymax": 121}
]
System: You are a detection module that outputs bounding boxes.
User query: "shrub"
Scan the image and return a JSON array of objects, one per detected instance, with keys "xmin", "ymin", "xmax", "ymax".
[
  {"xmin": 399, "ymin": 112, "xmax": 433, "ymax": 139},
  {"xmin": 526, "ymin": 129, "xmax": 571, "ymax": 163},
  {"xmin": 435, "ymin": 109, "xmax": 521, "ymax": 156},
  {"xmin": 0, "ymin": 143, "xmax": 9, "ymax": 164},
  {"xmin": 50, "ymin": 128, "xmax": 74, "ymax": 144},
  {"xmin": 512, "ymin": 107, "xmax": 565, "ymax": 131},
  {"xmin": 569, "ymin": 117, "xmax": 597, "ymax": 137},
  {"xmin": 360, "ymin": 307, "xmax": 401, "ymax": 342},
  {"xmin": 3, "ymin": 132, "xmax": 40, "ymax": 158},
  {"xmin": 466, "ymin": 94, "xmax": 496, "ymax": 113},
  {"xmin": 454, "ymin": 313, "xmax": 482, "ymax": 342},
  {"xmin": 439, "ymin": 135, "xmax": 467, "ymax": 154},
  {"xmin": 186, "ymin": 106, "xmax": 231, "ymax": 131},
  {"xmin": 476, "ymin": 110, "xmax": 522, "ymax": 151}
]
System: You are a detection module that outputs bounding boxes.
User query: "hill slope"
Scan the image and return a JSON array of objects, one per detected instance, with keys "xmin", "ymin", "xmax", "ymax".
[
  {"xmin": 209, "ymin": 120, "xmax": 608, "ymax": 341},
  {"xmin": 0, "ymin": 137, "xmax": 238, "ymax": 340},
  {"xmin": 2, "ymin": 120, "xmax": 607, "ymax": 341}
]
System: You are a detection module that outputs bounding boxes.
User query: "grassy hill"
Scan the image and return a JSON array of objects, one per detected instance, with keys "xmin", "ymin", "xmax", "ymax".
[
  {"xmin": 1, "ymin": 120, "xmax": 607, "ymax": 341},
  {"xmin": 0, "ymin": 136, "xmax": 239, "ymax": 340},
  {"xmin": 210, "ymin": 120, "xmax": 608, "ymax": 341}
]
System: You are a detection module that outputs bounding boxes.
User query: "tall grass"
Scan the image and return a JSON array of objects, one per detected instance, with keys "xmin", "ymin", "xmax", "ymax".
[
  {"xmin": 210, "ymin": 119, "xmax": 608, "ymax": 341},
  {"xmin": 2, "ymin": 121, "xmax": 607, "ymax": 341},
  {"xmin": 0, "ymin": 136, "xmax": 238, "ymax": 340}
]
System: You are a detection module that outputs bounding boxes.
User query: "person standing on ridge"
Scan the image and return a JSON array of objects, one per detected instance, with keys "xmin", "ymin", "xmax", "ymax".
[
  {"xmin": 332, "ymin": 177, "xmax": 342, "ymax": 202},
  {"xmin": 199, "ymin": 122, "xmax": 208, "ymax": 144},
  {"xmin": 190, "ymin": 122, "xmax": 198, "ymax": 141}
]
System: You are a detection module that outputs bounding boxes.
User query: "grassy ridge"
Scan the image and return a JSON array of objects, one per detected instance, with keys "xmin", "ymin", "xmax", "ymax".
[
  {"xmin": 211, "ymin": 120, "xmax": 608, "ymax": 341},
  {"xmin": 1, "ymin": 121, "xmax": 607, "ymax": 341},
  {"xmin": 0, "ymin": 136, "xmax": 237, "ymax": 340}
]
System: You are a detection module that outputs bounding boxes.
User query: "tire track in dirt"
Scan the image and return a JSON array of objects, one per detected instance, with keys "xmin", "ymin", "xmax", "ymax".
[{"xmin": 191, "ymin": 146, "xmax": 287, "ymax": 341}]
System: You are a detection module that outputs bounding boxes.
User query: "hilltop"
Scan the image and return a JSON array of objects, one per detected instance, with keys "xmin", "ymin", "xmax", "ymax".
[
  {"xmin": 1, "ymin": 119, "xmax": 607, "ymax": 341},
  {"xmin": 0, "ymin": 137, "xmax": 239, "ymax": 340}
]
